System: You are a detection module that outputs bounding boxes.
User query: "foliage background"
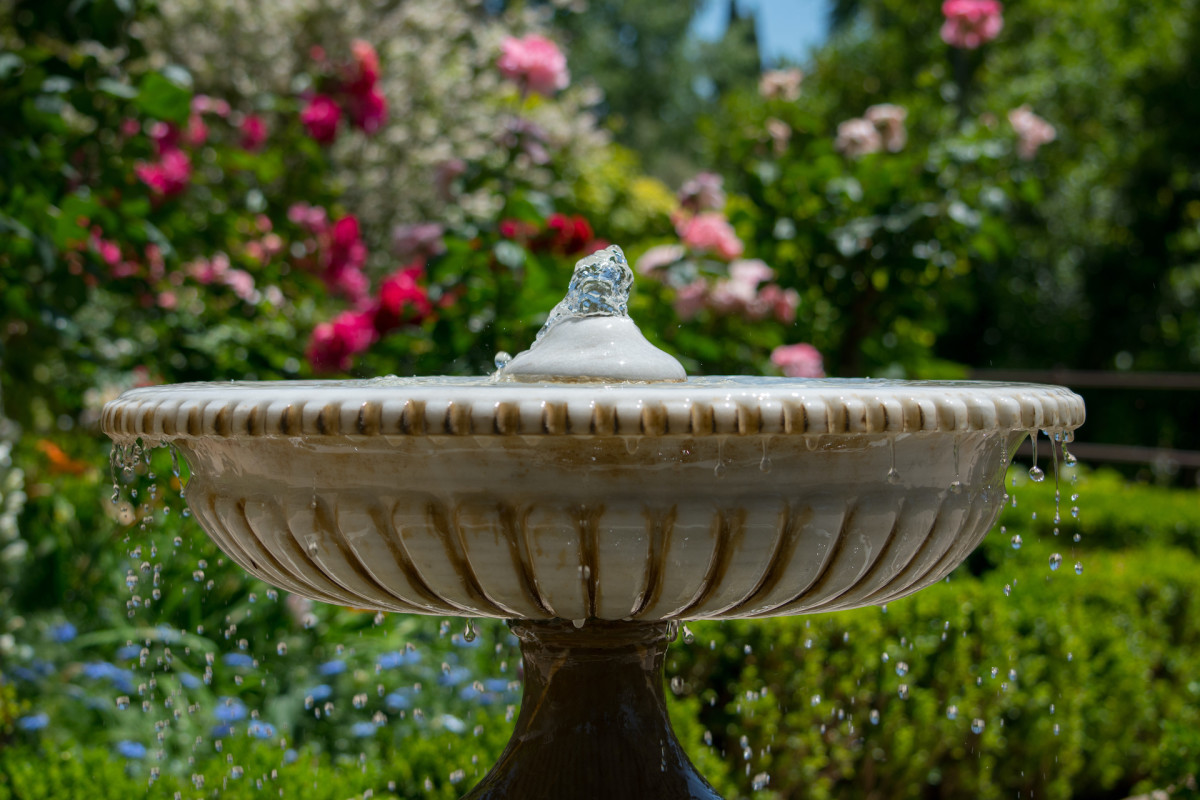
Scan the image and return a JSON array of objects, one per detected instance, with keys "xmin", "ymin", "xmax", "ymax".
[{"xmin": 1, "ymin": 0, "xmax": 1198, "ymax": 797}]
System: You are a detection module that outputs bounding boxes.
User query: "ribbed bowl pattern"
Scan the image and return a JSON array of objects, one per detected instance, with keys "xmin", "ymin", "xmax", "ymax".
[{"xmin": 176, "ymin": 430, "xmax": 1017, "ymax": 621}]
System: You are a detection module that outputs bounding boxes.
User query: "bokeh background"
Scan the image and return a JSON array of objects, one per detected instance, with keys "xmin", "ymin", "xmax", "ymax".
[{"xmin": 1, "ymin": 0, "xmax": 1198, "ymax": 797}]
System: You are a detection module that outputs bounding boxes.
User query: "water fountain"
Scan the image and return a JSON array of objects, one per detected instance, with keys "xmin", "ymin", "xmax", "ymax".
[{"xmin": 102, "ymin": 245, "xmax": 1084, "ymax": 799}]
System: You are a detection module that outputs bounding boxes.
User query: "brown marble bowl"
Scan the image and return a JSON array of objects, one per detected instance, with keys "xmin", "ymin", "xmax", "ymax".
[{"xmin": 102, "ymin": 377, "xmax": 1084, "ymax": 622}]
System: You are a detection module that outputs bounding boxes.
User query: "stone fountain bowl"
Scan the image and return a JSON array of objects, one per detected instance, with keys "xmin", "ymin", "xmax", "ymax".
[{"xmin": 102, "ymin": 376, "xmax": 1083, "ymax": 623}]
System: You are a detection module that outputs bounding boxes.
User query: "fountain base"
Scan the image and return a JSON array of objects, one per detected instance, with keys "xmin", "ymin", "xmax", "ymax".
[{"xmin": 462, "ymin": 619, "xmax": 722, "ymax": 800}]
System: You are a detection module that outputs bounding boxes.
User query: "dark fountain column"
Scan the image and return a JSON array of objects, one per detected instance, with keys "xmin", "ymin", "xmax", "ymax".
[{"xmin": 462, "ymin": 619, "xmax": 724, "ymax": 800}]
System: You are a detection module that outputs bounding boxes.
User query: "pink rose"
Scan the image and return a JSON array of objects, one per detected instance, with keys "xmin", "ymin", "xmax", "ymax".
[
  {"xmin": 759, "ymin": 69, "xmax": 803, "ymax": 101},
  {"xmin": 1008, "ymin": 105, "xmax": 1056, "ymax": 160},
  {"xmin": 941, "ymin": 0, "xmax": 1003, "ymax": 50},
  {"xmin": 288, "ymin": 202, "xmax": 328, "ymax": 233},
  {"xmin": 835, "ymin": 117, "xmax": 882, "ymax": 158},
  {"xmin": 864, "ymin": 104, "xmax": 908, "ymax": 152},
  {"xmin": 346, "ymin": 40, "xmax": 381, "ymax": 95},
  {"xmin": 307, "ymin": 309, "xmax": 379, "ymax": 373},
  {"xmin": 497, "ymin": 34, "xmax": 569, "ymax": 96},
  {"xmin": 346, "ymin": 87, "xmax": 388, "ymax": 134},
  {"xmin": 184, "ymin": 113, "xmax": 208, "ymax": 148},
  {"xmin": 635, "ymin": 244, "xmax": 685, "ymax": 277},
  {"xmin": 771, "ymin": 343, "xmax": 825, "ymax": 378},
  {"xmin": 157, "ymin": 291, "xmax": 178, "ymax": 310},
  {"xmin": 301, "ymin": 95, "xmax": 342, "ymax": 144},
  {"xmin": 135, "ymin": 148, "xmax": 192, "ymax": 197},
  {"xmin": 240, "ymin": 115, "xmax": 268, "ymax": 151},
  {"xmin": 376, "ymin": 264, "xmax": 433, "ymax": 330},
  {"xmin": 677, "ymin": 212, "xmax": 743, "ymax": 261}
]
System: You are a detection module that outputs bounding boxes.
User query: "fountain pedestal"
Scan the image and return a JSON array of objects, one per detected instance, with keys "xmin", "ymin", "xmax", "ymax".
[{"xmin": 465, "ymin": 620, "xmax": 720, "ymax": 800}]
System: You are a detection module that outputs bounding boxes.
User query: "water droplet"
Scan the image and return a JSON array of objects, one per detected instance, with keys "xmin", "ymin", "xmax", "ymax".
[
  {"xmin": 946, "ymin": 705, "xmax": 958, "ymax": 720},
  {"xmin": 1029, "ymin": 466, "xmax": 1045, "ymax": 482},
  {"xmin": 493, "ymin": 351, "xmax": 512, "ymax": 371},
  {"xmin": 463, "ymin": 619, "xmax": 477, "ymax": 643},
  {"xmin": 810, "ymin": 694, "xmax": 821, "ymax": 707},
  {"xmin": 713, "ymin": 461, "xmax": 726, "ymax": 479},
  {"xmin": 1010, "ymin": 534, "xmax": 1022, "ymax": 550},
  {"xmin": 276, "ymin": 642, "xmax": 288, "ymax": 656},
  {"xmin": 869, "ymin": 709, "xmax": 880, "ymax": 725},
  {"xmin": 1063, "ymin": 450, "xmax": 1077, "ymax": 467},
  {"xmin": 971, "ymin": 718, "xmax": 985, "ymax": 734},
  {"xmin": 681, "ymin": 624, "xmax": 695, "ymax": 645},
  {"xmin": 897, "ymin": 684, "xmax": 909, "ymax": 700},
  {"xmin": 948, "ymin": 480, "xmax": 963, "ymax": 494},
  {"xmin": 886, "ymin": 468, "xmax": 901, "ymax": 485},
  {"xmin": 1074, "ymin": 561, "xmax": 1083, "ymax": 575},
  {"xmin": 1049, "ymin": 553, "xmax": 1062, "ymax": 571},
  {"xmin": 895, "ymin": 661, "xmax": 908, "ymax": 677}
]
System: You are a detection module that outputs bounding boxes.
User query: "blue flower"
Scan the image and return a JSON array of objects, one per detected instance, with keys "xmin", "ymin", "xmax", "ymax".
[
  {"xmin": 9, "ymin": 667, "xmax": 40, "ymax": 683},
  {"xmin": 222, "ymin": 653, "xmax": 255, "ymax": 669},
  {"xmin": 459, "ymin": 685, "xmax": 493, "ymax": 704},
  {"xmin": 376, "ymin": 650, "xmax": 421, "ymax": 670},
  {"xmin": 115, "ymin": 645, "xmax": 142, "ymax": 661},
  {"xmin": 82, "ymin": 661, "xmax": 117, "ymax": 680},
  {"xmin": 247, "ymin": 721, "xmax": 276, "ymax": 739},
  {"xmin": 48, "ymin": 622, "xmax": 77, "ymax": 643},
  {"xmin": 384, "ymin": 691, "xmax": 411, "ymax": 712},
  {"xmin": 350, "ymin": 721, "xmax": 378, "ymax": 738},
  {"xmin": 154, "ymin": 624, "xmax": 181, "ymax": 643},
  {"xmin": 436, "ymin": 714, "xmax": 467, "ymax": 734},
  {"xmin": 307, "ymin": 684, "xmax": 333, "ymax": 702},
  {"xmin": 437, "ymin": 666, "xmax": 472, "ymax": 687},
  {"xmin": 178, "ymin": 673, "xmax": 202, "ymax": 689},
  {"xmin": 484, "ymin": 678, "xmax": 512, "ymax": 693},
  {"xmin": 17, "ymin": 713, "xmax": 49, "ymax": 731},
  {"xmin": 211, "ymin": 724, "xmax": 234, "ymax": 739},
  {"xmin": 317, "ymin": 659, "xmax": 346, "ymax": 676},
  {"xmin": 283, "ymin": 749, "xmax": 298, "ymax": 764},
  {"xmin": 116, "ymin": 741, "xmax": 146, "ymax": 759},
  {"xmin": 214, "ymin": 697, "xmax": 247, "ymax": 722}
]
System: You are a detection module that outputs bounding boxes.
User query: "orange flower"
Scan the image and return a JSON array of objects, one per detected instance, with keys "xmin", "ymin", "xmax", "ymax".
[{"xmin": 36, "ymin": 440, "xmax": 90, "ymax": 475}]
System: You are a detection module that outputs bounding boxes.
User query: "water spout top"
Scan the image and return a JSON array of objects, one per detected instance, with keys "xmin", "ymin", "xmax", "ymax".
[{"xmin": 497, "ymin": 245, "xmax": 687, "ymax": 383}]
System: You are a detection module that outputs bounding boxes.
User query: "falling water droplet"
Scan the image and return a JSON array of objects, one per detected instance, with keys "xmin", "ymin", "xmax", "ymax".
[
  {"xmin": 1010, "ymin": 534, "xmax": 1022, "ymax": 550},
  {"xmin": 886, "ymin": 468, "xmax": 901, "ymax": 485},
  {"xmin": 713, "ymin": 461, "xmax": 726, "ymax": 479},
  {"xmin": 895, "ymin": 662, "xmax": 908, "ymax": 677},
  {"xmin": 682, "ymin": 624, "xmax": 695, "ymax": 645},
  {"xmin": 1049, "ymin": 553, "xmax": 1062, "ymax": 571},
  {"xmin": 493, "ymin": 351, "xmax": 512, "ymax": 371},
  {"xmin": 1074, "ymin": 561, "xmax": 1083, "ymax": 575},
  {"xmin": 810, "ymin": 694, "xmax": 821, "ymax": 707},
  {"xmin": 971, "ymin": 718, "xmax": 985, "ymax": 734},
  {"xmin": 463, "ymin": 619, "xmax": 477, "ymax": 643},
  {"xmin": 277, "ymin": 642, "xmax": 288, "ymax": 656},
  {"xmin": 897, "ymin": 684, "xmax": 909, "ymax": 700},
  {"xmin": 948, "ymin": 480, "xmax": 963, "ymax": 494},
  {"xmin": 1029, "ymin": 465, "xmax": 1045, "ymax": 482},
  {"xmin": 869, "ymin": 709, "xmax": 880, "ymax": 725},
  {"xmin": 946, "ymin": 705, "xmax": 958, "ymax": 720}
]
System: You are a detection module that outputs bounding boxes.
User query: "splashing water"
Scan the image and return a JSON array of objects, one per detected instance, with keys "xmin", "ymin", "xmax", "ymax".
[{"xmin": 534, "ymin": 245, "xmax": 633, "ymax": 347}]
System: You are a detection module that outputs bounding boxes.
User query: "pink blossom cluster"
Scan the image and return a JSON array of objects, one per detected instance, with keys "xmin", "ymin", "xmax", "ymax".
[
  {"xmin": 497, "ymin": 34, "xmax": 570, "ymax": 96},
  {"xmin": 672, "ymin": 260, "xmax": 799, "ymax": 324},
  {"xmin": 771, "ymin": 343, "xmax": 825, "ymax": 378},
  {"xmin": 835, "ymin": 103, "xmax": 909, "ymax": 158},
  {"xmin": 758, "ymin": 68, "xmax": 804, "ymax": 101},
  {"xmin": 185, "ymin": 252, "xmax": 259, "ymax": 304},
  {"xmin": 1008, "ymin": 105, "xmax": 1056, "ymax": 160},
  {"xmin": 676, "ymin": 212, "xmax": 744, "ymax": 261},
  {"xmin": 940, "ymin": 0, "xmax": 1004, "ymax": 50},
  {"xmin": 288, "ymin": 204, "xmax": 370, "ymax": 304},
  {"xmin": 301, "ymin": 40, "xmax": 388, "ymax": 145},
  {"xmin": 306, "ymin": 263, "xmax": 435, "ymax": 373},
  {"xmin": 134, "ymin": 121, "xmax": 194, "ymax": 198}
]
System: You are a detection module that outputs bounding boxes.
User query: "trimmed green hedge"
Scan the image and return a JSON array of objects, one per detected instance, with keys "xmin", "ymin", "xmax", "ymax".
[{"xmin": 669, "ymin": 540, "xmax": 1200, "ymax": 800}]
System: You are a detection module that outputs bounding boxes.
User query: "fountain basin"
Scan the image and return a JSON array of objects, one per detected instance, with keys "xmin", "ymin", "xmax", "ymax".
[{"xmin": 103, "ymin": 377, "xmax": 1082, "ymax": 623}]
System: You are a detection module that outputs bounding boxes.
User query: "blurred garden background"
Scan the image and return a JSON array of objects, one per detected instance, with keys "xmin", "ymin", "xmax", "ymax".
[{"xmin": 2, "ymin": 0, "xmax": 1199, "ymax": 797}]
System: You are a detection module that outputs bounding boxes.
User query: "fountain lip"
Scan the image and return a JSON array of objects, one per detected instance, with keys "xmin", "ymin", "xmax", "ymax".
[{"xmin": 100, "ymin": 376, "xmax": 1084, "ymax": 443}]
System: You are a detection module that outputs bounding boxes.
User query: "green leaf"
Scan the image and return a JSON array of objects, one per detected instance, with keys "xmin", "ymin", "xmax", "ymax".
[
  {"xmin": 52, "ymin": 193, "xmax": 101, "ymax": 249},
  {"xmin": 135, "ymin": 72, "xmax": 192, "ymax": 124}
]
